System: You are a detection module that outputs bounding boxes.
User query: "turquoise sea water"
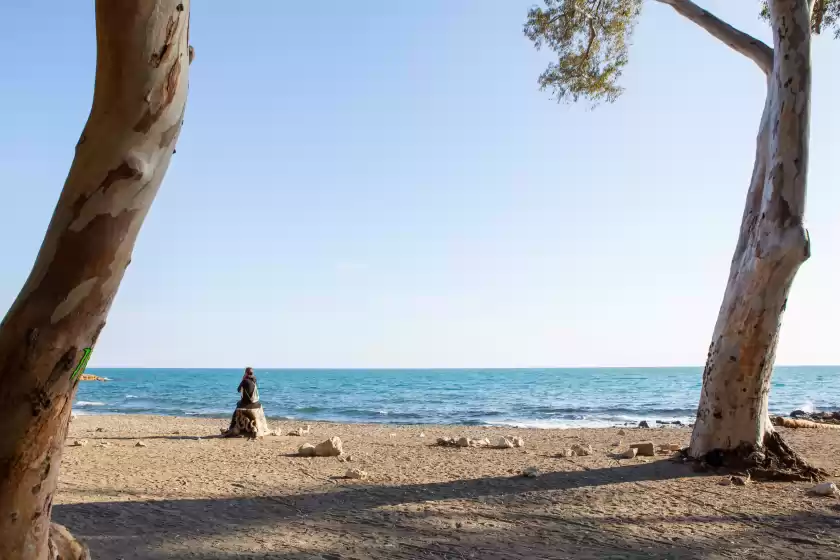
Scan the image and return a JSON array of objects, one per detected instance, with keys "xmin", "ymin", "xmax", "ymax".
[{"xmin": 74, "ymin": 367, "xmax": 840, "ymax": 428}]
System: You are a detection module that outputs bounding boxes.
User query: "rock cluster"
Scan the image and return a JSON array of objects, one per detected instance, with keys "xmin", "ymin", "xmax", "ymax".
[
  {"xmin": 298, "ymin": 437, "xmax": 343, "ymax": 457},
  {"xmin": 436, "ymin": 436, "xmax": 524, "ymax": 449},
  {"xmin": 287, "ymin": 425, "xmax": 312, "ymax": 436}
]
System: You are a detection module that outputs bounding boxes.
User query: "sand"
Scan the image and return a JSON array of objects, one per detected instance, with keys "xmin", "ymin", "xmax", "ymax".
[{"xmin": 56, "ymin": 415, "xmax": 840, "ymax": 559}]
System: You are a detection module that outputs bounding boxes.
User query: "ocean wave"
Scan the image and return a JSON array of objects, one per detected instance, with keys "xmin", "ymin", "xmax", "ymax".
[{"xmin": 75, "ymin": 401, "xmax": 106, "ymax": 407}]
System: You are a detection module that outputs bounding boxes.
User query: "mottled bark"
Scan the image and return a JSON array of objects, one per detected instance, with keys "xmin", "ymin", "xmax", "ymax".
[
  {"xmin": 687, "ymin": 0, "xmax": 814, "ymax": 461},
  {"xmin": 0, "ymin": 1, "xmax": 191, "ymax": 558}
]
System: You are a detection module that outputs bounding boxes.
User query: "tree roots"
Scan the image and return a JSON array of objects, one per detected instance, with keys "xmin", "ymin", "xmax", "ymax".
[
  {"xmin": 48, "ymin": 523, "xmax": 90, "ymax": 560},
  {"xmin": 690, "ymin": 431, "xmax": 827, "ymax": 482}
]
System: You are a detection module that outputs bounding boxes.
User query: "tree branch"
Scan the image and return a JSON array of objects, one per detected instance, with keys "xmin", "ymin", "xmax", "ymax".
[{"xmin": 656, "ymin": 0, "xmax": 774, "ymax": 75}]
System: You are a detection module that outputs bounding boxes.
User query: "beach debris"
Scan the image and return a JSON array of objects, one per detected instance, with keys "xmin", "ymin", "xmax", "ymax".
[
  {"xmin": 288, "ymin": 425, "xmax": 312, "ymax": 437},
  {"xmin": 457, "ymin": 437, "xmax": 471, "ymax": 448},
  {"xmin": 419, "ymin": 432, "xmax": 426, "ymax": 438},
  {"xmin": 135, "ymin": 441, "xmax": 147, "ymax": 448},
  {"xmin": 808, "ymin": 482, "xmax": 839, "ymax": 497},
  {"xmin": 772, "ymin": 416, "xmax": 840, "ymax": 430},
  {"xmin": 345, "ymin": 468, "xmax": 368, "ymax": 480},
  {"xmin": 620, "ymin": 448, "xmax": 638, "ymax": 459},
  {"xmin": 731, "ymin": 475, "xmax": 750, "ymax": 486},
  {"xmin": 298, "ymin": 443, "xmax": 317, "ymax": 457},
  {"xmin": 79, "ymin": 374, "xmax": 108, "ymax": 382},
  {"xmin": 556, "ymin": 448, "xmax": 574, "ymax": 458},
  {"xmin": 95, "ymin": 427, "xmax": 104, "ymax": 432},
  {"xmin": 571, "ymin": 444, "xmax": 593, "ymax": 457},
  {"xmin": 638, "ymin": 421, "xmax": 650, "ymax": 429},
  {"xmin": 511, "ymin": 436, "xmax": 525, "ymax": 448},
  {"xmin": 71, "ymin": 439, "xmax": 88, "ymax": 447},
  {"xmin": 522, "ymin": 466, "xmax": 541, "ymax": 478},
  {"xmin": 314, "ymin": 437, "xmax": 343, "ymax": 457},
  {"xmin": 617, "ymin": 429, "xmax": 626, "ymax": 436},
  {"xmin": 630, "ymin": 442, "xmax": 655, "ymax": 457},
  {"xmin": 495, "ymin": 437, "xmax": 515, "ymax": 449}
]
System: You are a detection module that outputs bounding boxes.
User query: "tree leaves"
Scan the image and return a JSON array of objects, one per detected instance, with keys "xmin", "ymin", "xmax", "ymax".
[
  {"xmin": 523, "ymin": 0, "xmax": 644, "ymax": 105},
  {"xmin": 760, "ymin": 0, "xmax": 840, "ymax": 37}
]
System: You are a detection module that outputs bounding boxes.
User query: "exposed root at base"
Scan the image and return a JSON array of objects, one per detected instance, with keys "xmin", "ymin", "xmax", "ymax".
[
  {"xmin": 684, "ymin": 432, "xmax": 827, "ymax": 483},
  {"xmin": 49, "ymin": 522, "xmax": 90, "ymax": 560}
]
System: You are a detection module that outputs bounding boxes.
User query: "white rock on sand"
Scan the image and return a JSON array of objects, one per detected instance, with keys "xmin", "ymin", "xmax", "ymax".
[
  {"xmin": 287, "ymin": 425, "xmax": 312, "ymax": 437},
  {"xmin": 496, "ymin": 437, "xmax": 515, "ymax": 449},
  {"xmin": 345, "ymin": 469, "xmax": 368, "ymax": 480},
  {"xmin": 314, "ymin": 437, "xmax": 343, "ymax": 457},
  {"xmin": 298, "ymin": 443, "xmax": 317, "ymax": 457},
  {"xmin": 629, "ymin": 442, "xmax": 655, "ymax": 457},
  {"xmin": 511, "ymin": 436, "xmax": 524, "ymax": 448},
  {"xmin": 620, "ymin": 448, "xmax": 638, "ymax": 459},
  {"xmin": 134, "ymin": 441, "xmax": 147, "ymax": 448},
  {"xmin": 557, "ymin": 448, "xmax": 574, "ymax": 458},
  {"xmin": 571, "ymin": 444, "xmax": 592, "ymax": 457},
  {"xmin": 457, "ymin": 437, "xmax": 471, "ymax": 448},
  {"xmin": 809, "ymin": 482, "xmax": 839, "ymax": 497},
  {"xmin": 72, "ymin": 439, "xmax": 88, "ymax": 447}
]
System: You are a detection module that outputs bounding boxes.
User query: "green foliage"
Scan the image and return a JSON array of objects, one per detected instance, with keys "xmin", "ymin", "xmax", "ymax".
[
  {"xmin": 523, "ymin": 0, "xmax": 644, "ymax": 105},
  {"xmin": 760, "ymin": 0, "xmax": 840, "ymax": 37},
  {"xmin": 526, "ymin": 1, "xmax": 839, "ymax": 106}
]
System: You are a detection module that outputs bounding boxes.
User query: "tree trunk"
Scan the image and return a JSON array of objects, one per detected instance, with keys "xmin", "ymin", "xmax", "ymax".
[
  {"xmin": 0, "ymin": 1, "xmax": 191, "ymax": 558},
  {"xmin": 688, "ymin": 0, "xmax": 821, "ymax": 479}
]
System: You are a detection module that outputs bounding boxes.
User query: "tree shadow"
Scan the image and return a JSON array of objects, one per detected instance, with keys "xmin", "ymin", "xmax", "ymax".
[{"xmin": 53, "ymin": 460, "xmax": 840, "ymax": 559}]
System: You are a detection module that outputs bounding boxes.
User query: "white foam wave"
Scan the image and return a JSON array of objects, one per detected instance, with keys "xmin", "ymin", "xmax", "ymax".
[{"xmin": 75, "ymin": 401, "xmax": 105, "ymax": 407}]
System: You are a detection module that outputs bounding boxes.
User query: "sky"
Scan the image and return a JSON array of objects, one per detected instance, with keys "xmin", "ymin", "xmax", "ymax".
[{"xmin": 1, "ymin": 1, "xmax": 838, "ymax": 369}]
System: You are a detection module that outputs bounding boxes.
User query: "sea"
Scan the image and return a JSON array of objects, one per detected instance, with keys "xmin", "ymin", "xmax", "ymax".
[{"xmin": 73, "ymin": 367, "xmax": 840, "ymax": 429}]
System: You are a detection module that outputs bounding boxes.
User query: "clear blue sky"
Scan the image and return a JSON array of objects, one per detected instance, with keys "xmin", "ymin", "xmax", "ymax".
[{"xmin": 1, "ymin": 1, "xmax": 838, "ymax": 368}]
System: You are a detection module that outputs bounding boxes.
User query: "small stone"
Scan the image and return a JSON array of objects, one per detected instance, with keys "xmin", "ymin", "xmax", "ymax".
[
  {"xmin": 558, "ymin": 448, "xmax": 574, "ymax": 458},
  {"xmin": 345, "ymin": 454, "xmax": 354, "ymax": 462},
  {"xmin": 659, "ymin": 443, "xmax": 682, "ymax": 453},
  {"xmin": 638, "ymin": 421, "xmax": 650, "ymax": 429},
  {"xmin": 495, "ymin": 437, "xmax": 515, "ymax": 449},
  {"xmin": 298, "ymin": 443, "xmax": 317, "ymax": 457},
  {"xmin": 419, "ymin": 432, "xmax": 426, "ymax": 438},
  {"xmin": 345, "ymin": 469, "xmax": 368, "ymax": 480},
  {"xmin": 730, "ymin": 475, "xmax": 750, "ymax": 486},
  {"xmin": 522, "ymin": 466, "xmax": 540, "ymax": 478},
  {"xmin": 571, "ymin": 444, "xmax": 592, "ymax": 457},
  {"xmin": 620, "ymin": 448, "xmax": 638, "ymax": 459},
  {"xmin": 135, "ymin": 441, "xmax": 147, "ymax": 447},
  {"xmin": 457, "ymin": 437, "xmax": 471, "ymax": 448},
  {"xmin": 268, "ymin": 431, "xmax": 278, "ymax": 436},
  {"xmin": 314, "ymin": 437, "xmax": 343, "ymax": 457},
  {"xmin": 511, "ymin": 437, "xmax": 524, "ymax": 448},
  {"xmin": 172, "ymin": 430, "xmax": 180, "ymax": 435},
  {"xmin": 630, "ymin": 442, "xmax": 655, "ymax": 457},
  {"xmin": 718, "ymin": 477, "xmax": 732, "ymax": 486},
  {"xmin": 808, "ymin": 482, "xmax": 839, "ymax": 497},
  {"xmin": 95, "ymin": 427, "xmax": 104, "ymax": 432},
  {"xmin": 617, "ymin": 429, "xmax": 626, "ymax": 436},
  {"xmin": 389, "ymin": 433, "xmax": 397, "ymax": 439},
  {"xmin": 71, "ymin": 439, "xmax": 88, "ymax": 447}
]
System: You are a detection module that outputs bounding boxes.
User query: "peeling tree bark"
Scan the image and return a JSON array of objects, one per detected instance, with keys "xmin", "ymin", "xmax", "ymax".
[
  {"xmin": 680, "ymin": 0, "xmax": 818, "ymax": 474},
  {"xmin": 0, "ymin": 1, "xmax": 191, "ymax": 558}
]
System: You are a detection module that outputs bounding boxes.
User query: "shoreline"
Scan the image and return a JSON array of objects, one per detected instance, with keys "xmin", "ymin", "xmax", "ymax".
[{"xmin": 71, "ymin": 411, "xmax": 694, "ymax": 430}]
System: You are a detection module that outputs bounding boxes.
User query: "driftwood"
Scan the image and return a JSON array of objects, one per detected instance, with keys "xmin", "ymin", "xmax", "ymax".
[{"xmin": 772, "ymin": 417, "xmax": 840, "ymax": 430}]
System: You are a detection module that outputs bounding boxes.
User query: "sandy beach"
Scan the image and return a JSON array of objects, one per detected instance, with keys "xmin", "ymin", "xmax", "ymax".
[{"xmin": 56, "ymin": 415, "xmax": 840, "ymax": 559}]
